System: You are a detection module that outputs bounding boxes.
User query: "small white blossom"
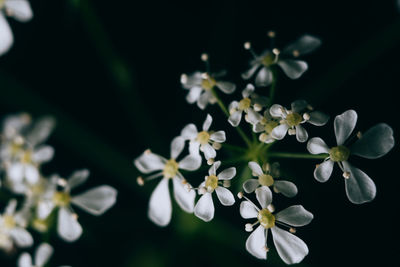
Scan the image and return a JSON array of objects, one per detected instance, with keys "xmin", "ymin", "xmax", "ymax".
[
  {"xmin": 270, "ymin": 100, "xmax": 329, "ymax": 142},
  {"xmin": 36, "ymin": 170, "xmax": 117, "ymax": 242},
  {"xmin": 242, "ymin": 35, "xmax": 321, "ymax": 86},
  {"xmin": 0, "ymin": 0, "xmax": 33, "ymax": 56},
  {"xmin": 134, "ymin": 137, "xmax": 202, "ymax": 226},
  {"xmin": 243, "ymin": 161, "xmax": 298, "ymax": 197},
  {"xmin": 240, "ymin": 187, "xmax": 313, "ymax": 264},
  {"xmin": 181, "ymin": 71, "xmax": 236, "ymax": 110},
  {"xmin": 228, "ymin": 84, "xmax": 268, "ymax": 127},
  {"xmin": 307, "ymin": 110, "xmax": 394, "ymax": 204},
  {"xmin": 252, "ymin": 109, "xmax": 280, "ymax": 143},
  {"xmin": 18, "ymin": 242, "xmax": 71, "ymax": 267},
  {"xmin": 181, "ymin": 114, "xmax": 226, "ymax": 163},
  {"xmin": 0, "ymin": 199, "xmax": 33, "ymax": 252},
  {"xmin": 194, "ymin": 161, "xmax": 236, "ymax": 222}
]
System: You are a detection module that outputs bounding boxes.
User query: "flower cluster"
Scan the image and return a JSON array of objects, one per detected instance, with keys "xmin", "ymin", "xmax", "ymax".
[
  {"xmin": 0, "ymin": 113, "xmax": 118, "ymax": 266},
  {"xmin": 134, "ymin": 32, "xmax": 395, "ymax": 265}
]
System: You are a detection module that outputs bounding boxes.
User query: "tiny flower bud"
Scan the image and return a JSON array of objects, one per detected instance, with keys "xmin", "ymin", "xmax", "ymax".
[
  {"xmin": 253, "ymin": 103, "xmax": 262, "ymax": 112},
  {"xmin": 272, "ymin": 48, "xmax": 280, "ymax": 55},
  {"xmin": 237, "ymin": 192, "xmax": 244, "ymax": 199},
  {"xmin": 137, "ymin": 176, "xmax": 144, "ymax": 186},
  {"xmin": 209, "ymin": 96, "xmax": 217, "ymax": 104},
  {"xmin": 357, "ymin": 131, "xmax": 362, "ymax": 139},
  {"xmin": 267, "ymin": 204, "xmax": 275, "ymax": 213},
  {"xmin": 245, "ymin": 223, "xmax": 254, "ymax": 232},
  {"xmin": 259, "ymin": 133, "xmax": 268, "ymax": 142},
  {"xmin": 267, "ymin": 31, "xmax": 275, "ymax": 38},
  {"xmin": 201, "ymin": 53, "xmax": 209, "ymax": 61},
  {"xmin": 303, "ymin": 113, "xmax": 310, "ymax": 121},
  {"xmin": 57, "ymin": 178, "xmax": 67, "ymax": 187},
  {"xmin": 288, "ymin": 128, "xmax": 296, "ymax": 135},
  {"xmin": 201, "ymin": 72, "xmax": 209, "ymax": 79},
  {"xmin": 180, "ymin": 73, "xmax": 188, "ymax": 84},
  {"xmin": 292, "ymin": 50, "xmax": 300, "ymax": 57},
  {"xmin": 343, "ymin": 171, "xmax": 351, "ymax": 179},
  {"xmin": 223, "ymin": 180, "xmax": 231, "ymax": 188},
  {"xmin": 244, "ymin": 42, "xmax": 251, "ymax": 50},
  {"xmin": 289, "ymin": 227, "xmax": 296, "ymax": 234},
  {"xmin": 207, "ymin": 158, "xmax": 214, "ymax": 165},
  {"xmin": 212, "ymin": 142, "xmax": 221, "ymax": 150}
]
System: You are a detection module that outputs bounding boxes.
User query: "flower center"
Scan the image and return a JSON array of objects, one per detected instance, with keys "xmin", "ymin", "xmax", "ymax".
[
  {"xmin": 3, "ymin": 215, "xmax": 16, "ymax": 229},
  {"xmin": 238, "ymin": 98, "xmax": 251, "ymax": 111},
  {"xmin": 329, "ymin": 146, "xmax": 350, "ymax": 162},
  {"xmin": 196, "ymin": 131, "xmax": 210, "ymax": 145},
  {"xmin": 257, "ymin": 208, "xmax": 275, "ymax": 229},
  {"xmin": 32, "ymin": 218, "xmax": 49, "ymax": 233},
  {"xmin": 21, "ymin": 150, "xmax": 32, "ymax": 164},
  {"xmin": 286, "ymin": 112, "xmax": 302, "ymax": 127},
  {"xmin": 163, "ymin": 159, "xmax": 179, "ymax": 179},
  {"xmin": 264, "ymin": 120, "xmax": 279, "ymax": 134},
  {"xmin": 258, "ymin": 174, "xmax": 274, "ymax": 187},
  {"xmin": 53, "ymin": 192, "xmax": 71, "ymax": 207},
  {"xmin": 205, "ymin": 175, "xmax": 219, "ymax": 192},
  {"xmin": 201, "ymin": 77, "xmax": 216, "ymax": 91},
  {"xmin": 0, "ymin": 0, "xmax": 5, "ymax": 9},
  {"xmin": 261, "ymin": 53, "xmax": 276, "ymax": 66}
]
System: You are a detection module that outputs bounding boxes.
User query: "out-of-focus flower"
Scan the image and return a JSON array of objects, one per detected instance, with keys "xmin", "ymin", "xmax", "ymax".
[
  {"xmin": 243, "ymin": 161, "xmax": 297, "ymax": 197},
  {"xmin": 270, "ymin": 100, "xmax": 329, "ymax": 143},
  {"xmin": 242, "ymin": 34, "xmax": 321, "ymax": 87},
  {"xmin": 307, "ymin": 110, "xmax": 394, "ymax": 204},
  {"xmin": 240, "ymin": 187, "xmax": 313, "ymax": 264},
  {"xmin": 18, "ymin": 242, "xmax": 71, "ymax": 267},
  {"xmin": 181, "ymin": 114, "xmax": 226, "ymax": 165},
  {"xmin": 0, "ymin": 0, "xmax": 33, "ymax": 56},
  {"xmin": 194, "ymin": 161, "xmax": 235, "ymax": 222},
  {"xmin": 36, "ymin": 170, "xmax": 117, "ymax": 242},
  {"xmin": 134, "ymin": 137, "xmax": 201, "ymax": 226}
]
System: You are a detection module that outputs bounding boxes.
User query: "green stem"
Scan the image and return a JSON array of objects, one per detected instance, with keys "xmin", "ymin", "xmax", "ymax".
[
  {"xmin": 268, "ymin": 151, "xmax": 328, "ymax": 159},
  {"xmin": 222, "ymin": 143, "xmax": 247, "ymax": 153}
]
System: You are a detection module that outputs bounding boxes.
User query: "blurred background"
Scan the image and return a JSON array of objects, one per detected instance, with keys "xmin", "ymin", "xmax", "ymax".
[{"xmin": 1, "ymin": 0, "xmax": 399, "ymax": 266}]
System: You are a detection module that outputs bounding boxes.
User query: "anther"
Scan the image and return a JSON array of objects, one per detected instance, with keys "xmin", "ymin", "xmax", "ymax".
[
  {"xmin": 244, "ymin": 42, "xmax": 251, "ymax": 50},
  {"xmin": 207, "ymin": 158, "xmax": 214, "ymax": 165},
  {"xmin": 253, "ymin": 103, "xmax": 262, "ymax": 112},
  {"xmin": 288, "ymin": 128, "xmax": 296, "ymax": 135},
  {"xmin": 343, "ymin": 172, "xmax": 351, "ymax": 179},
  {"xmin": 144, "ymin": 149, "xmax": 151, "ymax": 155},
  {"xmin": 245, "ymin": 223, "xmax": 254, "ymax": 232},
  {"xmin": 267, "ymin": 204, "xmax": 275, "ymax": 213},
  {"xmin": 57, "ymin": 178, "xmax": 67, "ymax": 187},
  {"xmin": 199, "ymin": 187, "xmax": 207, "ymax": 195},
  {"xmin": 201, "ymin": 53, "xmax": 209, "ymax": 62},
  {"xmin": 184, "ymin": 183, "xmax": 191, "ymax": 192},
  {"xmin": 137, "ymin": 176, "xmax": 144, "ymax": 186},
  {"xmin": 292, "ymin": 50, "xmax": 300, "ymax": 57},
  {"xmin": 303, "ymin": 113, "xmax": 310, "ymax": 121},
  {"xmin": 272, "ymin": 48, "xmax": 280, "ymax": 55},
  {"xmin": 201, "ymin": 72, "xmax": 209, "ymax": 79},
  {"xmin": 71, "ymin": 213, "xmax": 79, "ymax": 220},
  {"xmin": 180, "ymin": 73, "xmax": 188, "ymax": 84},
  {"xmin": 357, "ymin": 131, "xmax": 362, "ymax": 139},
  {"xmin": 237, "ymin": 192, "xmax": 244, "ymax": 199},
  {"xmin": 267, "ymin": 31, "xmax": 276, "ymax": 38},
  {"xmin": 223, "ymin": 180, "xmax": 231, "ymax": 188},
  {"xmin": 263, "ymin": 246, "xmax": 270, "ymax": 252},
  {"xmin": 259, "ymin": 133, "xmax": 268, "ymax": 142},
  {"xmin": 212, "ymin": 142, "xmax": 221, "ymax": 150},
  {"xmin": 289, "ymin": 227, "xmax": 296, "ymax": 233}
]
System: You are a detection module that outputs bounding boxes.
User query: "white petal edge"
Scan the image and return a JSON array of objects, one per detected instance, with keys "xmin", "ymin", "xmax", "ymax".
[
  {"xmin": 194, "ymin": 192, "xmax": 214, "ymax": 222},
  {"xmin": 71, "ymin": 185, "xmax": 117, "ymax": 215},
  {"xmin": 148, "ymin": 178, "xmax": 172, "ymax": 227},
  {"xmin": 215, "ymin": 187, "xmax": 235, "ymax": 206},
  {"xmin": 173, "ymin": 177, "xmax": 195, "ymax": 213},
  {"xmin": 246, "ymin": 225, "xmax": 267, "ymax": 260},
  {"xmin": 271, "ymin": 226, "xmax": 309, "ymax": 264}
]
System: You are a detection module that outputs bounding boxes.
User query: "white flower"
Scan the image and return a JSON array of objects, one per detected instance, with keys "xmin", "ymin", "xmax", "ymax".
[
  {"xmin": 242, "ymin": 34, "xmax": 321, "ymax": 86},
  {"xmin": 228, "ymin": 84, "xmax": 268, "ymax": 127},
  {"xmin": 0, "ymin": 0, "xmax": 33, "ymax": 56},
  {"xmin": 307, "ymin": 110, "xmax": 394, "ymax": 204},
  {"xmin": 240, "ymin": 187, "xmax": 313, "ymax": 264},
  {"xmin": 0, "ymin": 199, "xmax": 33, "ymax": 251},
  {"xmin": 134, "ymin": 137, "xmax": 202, "ymax": 226},
  {"xmin": 252, "ymin": 109, "xmax": 280, "ymax": 143},
  {"xmin": 270, "ymin": 99, "xmax": 329, "ymax": 143},
  {"xmin": 181, "ymin": 114, "xmax": 226, "ymax": 164},
  {"xmin": 181, "ymin": 71, "xmax": 236, "ymax": 109},
  {"xmin": 243, "ymin": 161, "xmax": 297, "ymax": 197},
  {"xmin": 18, "ymin": 242, "xmax": 71, "ymax": 267},
  {"xmin": 194, "ymin": 161, "xmax": 236, "ymax": 222},
  {"xmin": 36, "ymin": 170, "xmax": 118, "ymax": 242}
]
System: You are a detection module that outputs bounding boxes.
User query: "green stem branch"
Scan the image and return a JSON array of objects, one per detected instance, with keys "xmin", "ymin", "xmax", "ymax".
[{"xmin": 268, "ymin": 151, "xmax": 328, "ymax": 159}]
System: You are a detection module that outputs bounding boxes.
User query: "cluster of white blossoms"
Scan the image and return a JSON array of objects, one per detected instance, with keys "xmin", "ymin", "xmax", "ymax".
[
  {"xmin": 0, "ymin": 113, "xmax": 118, "ymax": 266},
  {"xmin": 134, "ymin": 31, "xmax": 395, "ymax": 265}
]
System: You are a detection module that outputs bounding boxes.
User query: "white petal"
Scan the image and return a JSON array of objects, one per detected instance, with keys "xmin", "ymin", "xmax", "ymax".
[
  {"xmin": 307, "ymin": 137, "xmax": 330, "ymax": 154},
  {"xmin": 170, "ymin": 136, "xmax": 185, "ymax": 159},
  {"xmin": 25, "ymin": 116, "xmax": 55, "ymax": 147},
  {"xmin": 255, "ymin": 67, "xmax": 273, "ymax": 87},
  {"xmin": 217, "ymin": 167, "xmax": 236, "ymax": 180},
  {"xmin": 343, "ymin": 161, "xmax": 376, "ymax": 204},
  {"xmin": 351, "ymin": 123, "xmax": 394, "ymax": 159},
  {"xmin": 185, "ymin": 86, "xmax": 202, "ymax": 104},
  {"xmin": 57, "ymin": 207, "xmax": 83, "ymax": 242},
  {"xmin": 215, "ymin": 187, "xmax": 235, "ymax": 206},
  {"xmin": 291, "ymin": 100, "xmax": 308, "ymax": 113},
  {"xmin": 245, "ymin": 108, "xmax": 262, "ymax": 125},
  {"xmin": 242, "ymin": 83, "xmax": 255, "ymax": 98},
  {"xmin": 273, "ymin": 180, "xmax": 298, "ymax": 198},
  {"xmin": 275, "ymin": 205, "xmax": 313, "ymax": 227},
  {"xmin": 314, "ymin": 160, "xmax": 334, "ymax": 182},
  {"xmin": 35, "ymin": 243, "xmax": 53, "ymax": 266},
  {"xmin": 282, "ymin": 35, "xmax": 321, "ymax": 56},
  {"xmin": 37, "ymin": 200, "xmax": 55, "ymax": 219},
  {"xmin": 25, "ymin": 164, "xmax": 39, "ymax": 184},
  {"xmin": 216, "ymin": 81, "xmax": 236, "ymax": 94},
  {"xmin": 243, "ymin": 179, "xmax": 260, "ymax": 193},
  {"xmin": 271, "ymin": 124, "xmax": 289, "ymax": 140},
  {"xmin": 248, "ymin": 161, "xmax": 263, "ymax": 176},
  {"xmin": 228, "ymin": 110, "xmax": 242, "ymax": 127},
  {"xmin": 202, "ymin": 114, "xmax": 213, "ymax": 131},
  {"xmin": 10, "ymin": 227, "xmax": 33, "ymax": 247},
  {"xmin": 181, "ymin": 72, "xmax": 202, "ymax": 88},
  {"xmin": 208, "ymin": 161, "xmax": 221, "ymax": 176},
  {"xmin": 67, "ymin": 169, "xmax": 89, "ymax": 189},
  {"xmin": 202, "ymin": 143, "xmax": 216, "ymax": 160},
  {"xmin": 173, "ymin": 177, "xmax": 195, "ymax": 213},
  {"xmin": 148, "ymin": 178, "xmax": 171, "ymax": 226},
  {"xmin": 134, "ymin": 152, "xmax": 164, "ymax": 174},
  {"xmin": 194, "ymin": 192, "xmax": 214, "ymax": 222},
  {"xmin": 269, "ymin": 104, "xmax": 285, "ymax": 118},
  {"xmin": 242, "ymin": 64, "xmax": 260, "ymax": 80},
  {"xmin": 18, "ymin": 253, "xmax": 32, "ymax": 267},
  {"xmin": 179, "ymin": 154, "xmax": 201, "ymax": 171},
  {"xmin": 308, "ymin": 111, "xmax": 329, "ymax": 126},
  {"xmin": 246, "ymin": 225, "xmax": 267, "ymax": 260},
  {"xmin": 334, "ymin": 110, "xmax": 357, "ymax": 146},
  {"xmin": 295, "ymin": 125, "xmax": 308, "ymax": 143},
  {"xmin": 0, "ymin": 13, "xmax": 13, "ymax": 56},
  {"xmin": 271, "ymin": 226, "xmax": 309, "ymax": 264},
  {"xmin": 5, "ymin": 198, "xmax": 17, "ymax": 214},
  {"xmin": 197, "ymin": 91, "xmax": 212, "ymax": 110},
  {"xmin": 210, "ymin": 131, "xmax": 226, "ymax": 142},
  {"xmin": 71, "ymin": 185, "xmax": 117, "ymax": 215},
  {"xmin": 181, "ymin": 124, "xmax": 198, "ymax": 140},
  {"xmin": 5, "ymin": 0, "xmax": 33, "ymax": 22},
  {"xmin": 240, "ymin": 200, "xmax": 258, "ymax": 219},
  {"xmin": 277, "ymin": 59, "xmax": 308, "ymax": 79},
  {"xmin": 228, "ymin": 100, "xmax": 238, "ymax": 111},
  {"xmin": 188, "ymin": 141, "xmax": 201, "ymax": 156},
  {"xmin": 32, "ymin": 146, "xmax": 54, "ymax": 163},
  {"xmin": 255, "ymin": 186, "xmax": 272, "ymax": 209},
  {"xmin": 7, "ymin": 162, "xmax": 24, "ymax": 183}
]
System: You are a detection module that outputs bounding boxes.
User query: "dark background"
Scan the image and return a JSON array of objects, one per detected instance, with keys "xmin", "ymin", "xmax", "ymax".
[{"xmin": 1, "ymin": 0, "xmax": 399, "ymax": 266}]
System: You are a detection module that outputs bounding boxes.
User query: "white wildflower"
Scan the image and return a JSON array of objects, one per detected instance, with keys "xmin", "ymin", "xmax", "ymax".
[{"xmin": 252, "ymin": 108, "xmax": 280, "ymax": 143}]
